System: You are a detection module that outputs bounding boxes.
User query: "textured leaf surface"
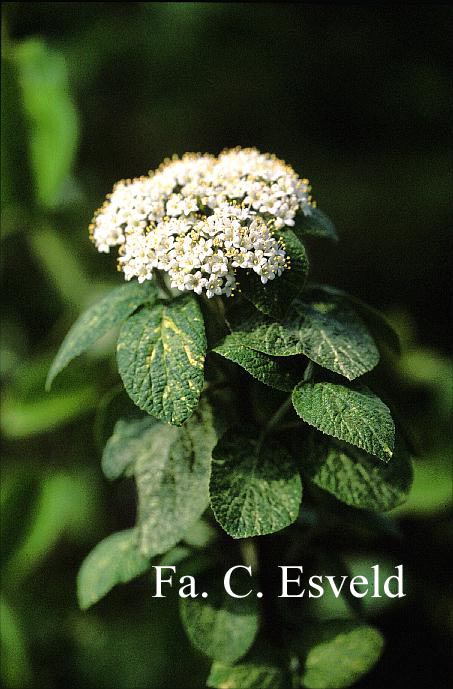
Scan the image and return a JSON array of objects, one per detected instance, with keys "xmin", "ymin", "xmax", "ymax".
[
  {"xmin": 292, "ymin": 382, "xmax": 395, "ymax": 462},
  {"xmin": 302, "ymin": 434, "xmax": 412, "ymax": 510},
  {"xmin": 308, "ymin": 284, "xmax": 400, "ymax": 354},
  {"xmin": 210, "ymin": 430, "xmax": 302, "ymax": 538},
  {"xmin": 229, "ymin": 296, "xmax": 379, "ymax": 380},
  {"xmin": 213, "ymin": 334, "xmax": 303, "ymax": 392},
  {"xmin": 240, "ymin": 229, "xmax": 309, "ymax": 318},
  {"xmin": 135, "ymin": 400, "xmax": 217, "ymax": 557},
  {"xmin": 294, "ymin": 207, "xmax": 338, "ymax": 241},
  {"xmin": 77, "ymin": 529, "xmax": 149, "ymax": 610},
  {"xmin": 180, "ymin": 577, "xmax": 259, "ymax": 663},
  {"xmin": 47, "ymin": 281, "xmax": 157, "ymax": 389},
  {"xmin": 117, "ymin": 294, "xmax": 206, "ymax": 425},
  {"xmin": 102, "ymin": 415, "xmax": 157, "ymax": 480},
  {"xmin": 207, "ymin": 661, "xmax": 284, "ymax": 688},
  {"xmin": 299, "ymin": 621, "xmax": 384, "ymax": 689}
]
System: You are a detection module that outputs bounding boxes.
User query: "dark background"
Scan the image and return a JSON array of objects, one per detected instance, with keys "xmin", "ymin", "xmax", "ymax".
[{"xmin": 1, "ymin": 4, "xmax": 452, "ymax": 689}]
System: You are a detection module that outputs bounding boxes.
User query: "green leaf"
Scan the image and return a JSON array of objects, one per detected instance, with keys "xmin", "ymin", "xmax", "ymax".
[
  {"xmin": 228, "ymin": 295, "xmax": 379, "ymax": 380},
  {"xmin": 0, "ymin": 598, "xmax": 31, "ymax": 689},
  {"xmin": 183, "ymin": 519, "xmax": 217, "ymax": 548},
  {"xmin": 1, "ymin": 472, "xmax": 39, "ymax": 570},
  {"xmin": 157, "ymin": 545, "xmax": 192, "ymax": 569},
  {"xmin": 135, "ymin": 399, "xmax": 217, "ymax": 557},
  {"xmin": 117, "ymin": 294, "xmax": 206, "ymax": 425},
  {"xmin": 292, "ymin": 382, "xmax": 395, "ymax": 462},
  {"xmin": 210, "ymin": 430, "xmax": 302, "ymax": 538},
  {"xmin": 29, "ymin": 226, "xmax": 92, "ymax": 310},
  {"xmin": 240, "ymin": 229, "xmax": 309, "ymax": 318},
  {"xmin": 298, "ymin": 621, "xmax": 384, "ymax": 689},
  {"xmin": 77, "ymin": 529, "xmax": 149, "ymax": 610},
  {"xmin": 302, "ymin": 434, "xmax": 413, "ymax": 511},
  {"xmin": 4, "ymin": 472, "xmax": 101, "ymax": 586},
  {"xmin": 207, "ymin": 660, "xmax": 284, "ymax": 688},
  {"xmin": 294, "ymin": 207, "xmax": 338, "ymax": 242},
  {"xmin": 14, "ymin": 39, "xmax": 78, "ymax": 208},
  {"xmin": 392, "ymin": 449, "xmax": 452, "ymax": 516},
  {"xmin": 213, "ymin": 333, "xmax": 303, "ymax": 392},
  {"xmin": 308, "ymin": 284, "xmax": 400, "ymax": 354},
  {"xmin": 102, "ymin": 415, "xmax": 157, "ymax": 480},
  {"xmin": 180, "ymin": 576, "xmax": 259, "ymax": 663},
  {"xmin": 46, "ymin": 281, "xmax": 157, "ymax": 389},
  {"xmin": 1, "ymin": 385, "xmax": 98, "ymax": 438}
]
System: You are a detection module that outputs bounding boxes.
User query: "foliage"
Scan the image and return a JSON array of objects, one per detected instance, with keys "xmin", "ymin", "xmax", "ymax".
[
  {"xmin": 1, "ymin": 5, "xmax": 451, "ymax": 689},
  {"xmin": 44, "ymin": 138, "xmax": 414, "ymax": 687}
]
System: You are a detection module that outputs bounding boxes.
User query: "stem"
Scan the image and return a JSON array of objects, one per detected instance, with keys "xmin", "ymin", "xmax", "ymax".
[
  {"xmin": 257, "ymin": 395, "xmax": 293, "ymax": 453},
  {"xmin": 303, "ymin": 360, "xmax": 315, "ymax": 382},
  {"xmin": 240, "ymin": 538, "xmax": 259, "ymax": 573},
  {"xmin": 153, "ymin": 269, "xmax": 172, "ymax": 298}
]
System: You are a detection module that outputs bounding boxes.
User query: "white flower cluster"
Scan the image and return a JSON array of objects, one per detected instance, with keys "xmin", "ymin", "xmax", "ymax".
[{"xmin": 90, "ymin": 147, "xmax": 314, "ymax": 298}]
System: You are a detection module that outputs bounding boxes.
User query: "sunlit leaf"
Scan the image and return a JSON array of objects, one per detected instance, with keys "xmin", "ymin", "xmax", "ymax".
[
  {"xmin": 229, "ymin": 295, "xmax": 379, "ymax": 380},
  {"xmin": 292, "ymin": 382, "xmax": 395, "ymax": 462},
  {"xmin": 117, "ymin": 294, "xmax": 206, "ymax": 425}
]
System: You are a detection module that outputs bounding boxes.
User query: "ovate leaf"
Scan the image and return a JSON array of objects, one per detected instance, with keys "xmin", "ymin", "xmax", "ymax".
[
  {"xmin": 210, "ymin": 430, "xmax": 302, "ymax": 538},
  {"xmin": 292, "ymin": 382, "xmax": 395, "ymax": 462},
  {"xmin": 77, "ymin": 529, "xmax": 149, "ymax": 610},
  {"xmin": 240, "ymin": 230, "xmax": 309, "ymax": 318},
  {"xmin": 298, "ymin": 621, "xmax": 384, "ymax": 689},
  {"xmin": 302, "ymin": 434, "xmax": 413, "ymax": 510},
  {"xmin": 213, "ymin": 333, "xmax": 303, "ymax": 392},
  {"xmin": 180, "ymin": 576, "xmax": 259, "ymax": 663},
  {"xmin": 102, "ymin": 415, "xmax": 157, "ymax": 480},
  {"xmin": 46, "ymin": 281, "xmax": 157, "ymax": 389},
  {"xmin": 117, "ymin": 293, "xmax": 206, "ymax": 425},
  {"xmin": 229, "ymin": 295, "xmax": 379, "ymax": 380},
  {"xmin": 135, "ymin": 399, "xmax": 217, "ymax": 557},
  {"xmin": 308, "ymin": 284, "xmax": 400, "ymax": 354},
  {"xmin": 294, "ymin": 207, "xmax": 338, "ymax": 242},
  {"xmin": 207, "ymin": 661, "xmax": 284, "ymax": 688}
]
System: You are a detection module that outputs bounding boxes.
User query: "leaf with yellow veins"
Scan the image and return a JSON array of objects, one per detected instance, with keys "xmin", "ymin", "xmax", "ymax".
[{"xmin": 117, "ymin": 294, "xmax": 206, "ymax": 425}]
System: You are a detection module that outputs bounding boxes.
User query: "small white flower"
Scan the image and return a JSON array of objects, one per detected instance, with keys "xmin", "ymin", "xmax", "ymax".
[
  {"xmin": 184, "ymin": 271, "xmax": 207, "ymax": 294},
  {"xmin": 90, "ymin": 147, "xmax": 314, "ymax": 298}
]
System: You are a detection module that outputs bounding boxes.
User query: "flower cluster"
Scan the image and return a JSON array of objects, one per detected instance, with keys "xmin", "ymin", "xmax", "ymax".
[{"xmin": 90, "ymin": 147, "xmax": 314, "ymax": 297}]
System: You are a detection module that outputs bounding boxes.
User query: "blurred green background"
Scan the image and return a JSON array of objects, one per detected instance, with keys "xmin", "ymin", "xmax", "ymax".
[{"xmin": 1, "ymin": 3, "xmax": 452, "ymax": 688}]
